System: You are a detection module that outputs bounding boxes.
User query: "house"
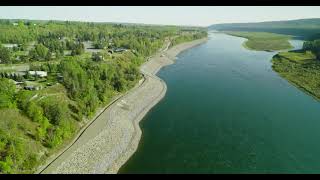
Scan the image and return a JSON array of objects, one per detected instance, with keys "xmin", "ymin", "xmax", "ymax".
[
  {"xmin": 12, "ymin": 23, "xmax": 18, "ymax": 26},
  {"xmin": 28, "ymin": 71, "xmax": 47, "ymax": 78}
]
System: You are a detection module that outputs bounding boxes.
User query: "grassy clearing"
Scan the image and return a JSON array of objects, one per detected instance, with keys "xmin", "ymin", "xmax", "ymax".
[
  {"xmin": 224, "ymin": 31, "xmax": 293, "ymax": 51},
  {"xmin": 277, "ymin": 51, "xmax": 316, "ymax": 62},
  {"xmin": 0, "ymin": 108, "xmax": 46, "ymax": 173}
]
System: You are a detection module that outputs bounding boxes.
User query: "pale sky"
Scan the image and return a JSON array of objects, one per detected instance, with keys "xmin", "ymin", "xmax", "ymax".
[{"xmin": 0, "ymin": 6, "xmax": 319, "ymax": 27}]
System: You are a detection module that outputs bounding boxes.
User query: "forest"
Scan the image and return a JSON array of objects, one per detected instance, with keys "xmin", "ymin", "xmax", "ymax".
[
  {"xmin": 302, "ymin": 39, "xmax": 320, "ymax": 60},
  {"xmin": 0, "ymin": 19, "xmax": 207, "ymax": 173}
]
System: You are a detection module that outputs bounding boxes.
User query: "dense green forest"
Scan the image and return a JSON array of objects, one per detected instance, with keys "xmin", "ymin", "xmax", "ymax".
[
  {"xmin": 302, "ymin": 39, "xmax": 320, "ymax": 60},
  {"xmin": 170, "ymin": 30, "xmax": 207, "ymax": 47},
  {"xmin": 0, "ymin": 19, "xmax": 207, "ymax": 173},
  {"xmin": 209, "ymin": 18, "xmax": 320, "ymax": 40}
]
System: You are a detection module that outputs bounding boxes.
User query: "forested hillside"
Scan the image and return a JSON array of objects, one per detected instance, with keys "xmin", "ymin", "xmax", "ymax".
[{"xmin": 209, "ymin": 18, "xmax": 320, "ymax": 40}]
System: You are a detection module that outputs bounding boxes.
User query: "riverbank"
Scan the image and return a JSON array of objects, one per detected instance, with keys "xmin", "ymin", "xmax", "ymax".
[
  {"xmin": 39, "ymin": 37, "xmax": 208, "ymax": 174},
  {"xmin": 272, "ymin": 52, "xmax": 320, "ymax": 102}
]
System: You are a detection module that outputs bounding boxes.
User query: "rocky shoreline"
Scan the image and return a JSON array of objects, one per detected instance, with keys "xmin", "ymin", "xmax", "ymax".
[{"xmin": 40, "ymin": 38, "xmax": 208, "ymax": 174}]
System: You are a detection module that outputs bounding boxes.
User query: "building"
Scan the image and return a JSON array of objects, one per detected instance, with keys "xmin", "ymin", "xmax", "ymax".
[
  {"xmin": 113, "ymin": 48, "xmax": 128, "ymax": 53},
  {"xmin": 24, "ymin": 85, "xmax": 41, "ymax": 91},
  {"xmin": 9, "ymin": 80, "xmax": 24, "ymax": 90},
  {"xmin": 28, "ymin": 71, "xmax": 47, "ymax": 78},
  {"xmin": 2, "ymin": 44, "xmax": 18, "ymax": 48}
]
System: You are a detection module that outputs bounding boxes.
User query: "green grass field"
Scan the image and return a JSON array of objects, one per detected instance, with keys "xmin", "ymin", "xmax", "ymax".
[
  {"xmin": 224, "ymin": 31, "xmax": 293, "ymax": 51},
  {"xmin": 277, "ymin": 51, "xmax": 316, "ymax": 62},
  {"xmin": 272, "ymin": 51, "xmax": 320, "ymax": 100}
]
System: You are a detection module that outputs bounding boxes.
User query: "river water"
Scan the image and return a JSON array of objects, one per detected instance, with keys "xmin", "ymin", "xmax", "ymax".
[{"xmin": 119, "ymin": 32, "xmax": 320, "ymax": 173}]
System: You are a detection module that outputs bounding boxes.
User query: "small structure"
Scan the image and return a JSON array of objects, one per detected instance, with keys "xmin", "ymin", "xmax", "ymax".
[
  {"xmin": 83, "ymin": 41, "xmax": 94, "ymax": 50},
  {"xmin": 9, "ymin": 80, "xmax": 24, "ymax": 89},
  {"xmin": 29, "ymin": 71, "xmax": 47, "ymax": 78},
  {"xmin": 113, "ymin": 48, "xmax": 128, "ymax": 53},
  {"xmin": 24, "ymin": 85, "xmax": 41, "ymax": 91},
  {"xmin": 2, "ymin": 44, "xmax": 18, "ymax": 49},
  {"xmin": 13, "ymin": 81, "xmax": 24, "ymax": 85},
  {"xmin": 26, "ymin": 41, "xmax": 36, "ymax": 51}
]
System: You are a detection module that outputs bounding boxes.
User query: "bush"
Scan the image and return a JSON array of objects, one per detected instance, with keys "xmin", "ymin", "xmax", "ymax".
[
  {"xmin": 41, "ymin": 98, "xmax": 68, "ymax": 126},
  {"xmin": 0, "ymin": 46, "xmax": 12, "ymax": 64},
  {"xmin": 0, "ymin": 78, "xmax": 16, "ymax": 109},
  {"xmin": 25, "ymin": 101, "xmax": 44, "ymax": 123},
  {"xmin": 0, "ymin": 130, "xmax": 25, "ymax": 174}
]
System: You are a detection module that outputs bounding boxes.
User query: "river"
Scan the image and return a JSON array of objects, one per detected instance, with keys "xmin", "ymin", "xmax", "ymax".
[{"xmin": 119, "ymin": 32, "xmax": 320, "ymax": 173}]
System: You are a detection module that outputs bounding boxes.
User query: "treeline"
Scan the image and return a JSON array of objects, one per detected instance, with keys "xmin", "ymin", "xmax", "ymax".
[
  {"xmin": 170, "ymin": 30, "xmax": 207, "ymax": 47},
  {"xmin": 303, "ymin": 39, "xmax": 320, "ymax": 60},
  {"xmin": 0, "ymin": 20, "xmax": 201, "ymax": 64},
  {"xmin": 209, "ymin": 18, "xmax": 320, "ymax": 39},
  {"xmin": 0, "ymin": 20, "xmax": 176, "ymax": 47}
]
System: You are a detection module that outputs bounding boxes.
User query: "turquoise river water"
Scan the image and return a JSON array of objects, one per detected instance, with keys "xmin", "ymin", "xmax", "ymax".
[{"xmin": 119, "ymin": 32, "xmax": 320, "ymax": 173}]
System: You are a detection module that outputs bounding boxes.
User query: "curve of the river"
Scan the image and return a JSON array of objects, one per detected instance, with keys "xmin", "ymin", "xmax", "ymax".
[{"xmin": 120, "ymin": 32, "xmax": 320, "ymax": 173}]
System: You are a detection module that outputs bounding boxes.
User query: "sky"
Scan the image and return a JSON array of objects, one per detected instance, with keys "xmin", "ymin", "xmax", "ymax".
[{"xmin": 0, "ymin": 6, "xmax": 319, "ymax": 27}]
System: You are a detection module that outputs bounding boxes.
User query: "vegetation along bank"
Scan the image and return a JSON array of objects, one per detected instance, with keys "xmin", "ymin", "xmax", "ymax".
[{"xmin": 0, "ymin": 19, "xmax": 207, "ymax": 174}]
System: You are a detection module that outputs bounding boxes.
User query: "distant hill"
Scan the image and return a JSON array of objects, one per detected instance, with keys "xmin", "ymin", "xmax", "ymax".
[{"xmin": 209, "ymin": 18, "xmax": 320, "ymax": 40}]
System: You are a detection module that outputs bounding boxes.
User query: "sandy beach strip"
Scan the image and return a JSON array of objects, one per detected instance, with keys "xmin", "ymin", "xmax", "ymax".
[{"xmin": 39, "ymin": 37, "xmax": 208, "ymax": 174}]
